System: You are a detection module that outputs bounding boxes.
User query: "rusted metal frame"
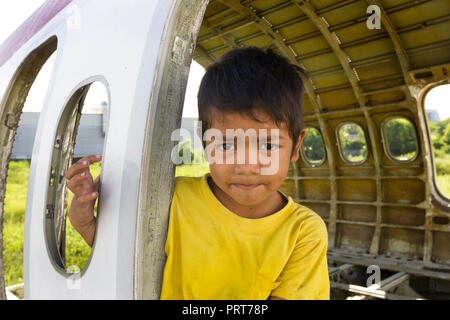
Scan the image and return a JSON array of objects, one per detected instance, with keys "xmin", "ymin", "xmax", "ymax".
[
  {"xmin": 383, "ymin": 164, "xmax": 423, "ymax": 169},
  {"xmin": 0, "ymin": 37, "xmax": 57, "ymax": 300},
  {"xmin": 308, "ymin": 65, "xmax": 343, "ymax": 78},
  {"xmin": 209, "ymin": 26, "xmax": 240, "ymax": 49},
  {"xmin": 296, "ymin": 105, "xmax": 340, "ymax": 249},
  {"xmin": 327, "ymin": 249, "xmax": 450, "ymax": 281},
  {"xmin": 407, "ymin": 39, "xmax": 450, "ymax": 58},
  {"xmin": 358, "ymin": 221, "xmax": 450, "ymax": 233},
  {"xmin": 369, "ymin": 271, "xmax": 410, "ymax": 291},
  {"xmin": 216, "ymin": 0, "xmax": 340, "ymax": 248},
  {"xmin": 414, "ymin": 101, "xmax": 435, "ymax": 263},
  {"xmin": 303, "ymin": 100, "xmax": 410, "ymax": 122},
  {"xmin": 364, "ymin": 0, "xmax": 414, "ymax": 86},
  {"xmin": 362, "ymin": 84, "xmax": 407, "ymax": 96},
  {"xmin": 304, "ymin": 117, "xmax": 339, "ymax": 249},
  {"xmin": 330, "ymin": 281, "xmax": 422, "ymax": 300},
  {"xmin": 294, "ymin": 175, "xmax": 426, "ymax": 180},
  {"xmin": 294, "ymin": 0, "xmax": 385, "ymax": 256},
  {"xmin": 339, "ymin": 14, "xmax": 449, "ymax": 51},
  {"xmin": 298, "ymin": 198, "xmax": 427, "ymax": 209},
  {"xmin": 304, "ymin": 46, "xmax": 434, "ymax": 81},
  {"xmin": 45, "ymin": 86, "xmax": 88, "ymax": 270},
  {"xmin": 315, "ymin": 74, "xmax": 404, "ymax": 95},
  {"xmin": 195, "ymin": 44, "xmax": 217, "ymax": 64},
  {"xmin": 328, "ymin": 263, "xmax": 354, "ymax": 276},
  {"xmin": 204, "ymin": 0, "xmax": 293, "ymax": 31},
  {"xmin": 203, "ymin": 0, "xmax": 360, "ymax": 38},
  {"xmin": 216, "ymin": 0, "xmax": 298, "ymax": 61},
  {"xmin": 198, "ymin": 0, "xmax": 434, "ymax": 55},
  {"xmin": 403, "ymin": 65, "xmax": 449, "ymax": 265},
  {"xmin": 202, "ymin": 0, "xmax": 423, "ymax": 44},
  {"xmin": 331, "ymin": 270, "xmax": 413, "ymax": 300},
  {"xmin": 330, "ymin": 220, "xmax": 426, "ymax": 231},
  {"xmin": 195, "ymin": 28, "xmax": 449, "ymax": 90},
  {"xmin": 364, "ymin": 1, "xmax": 436, "ymax": 264},
  {"xmin": 198, "ymin": 10, "xmax": 449, "ymax": 74}
]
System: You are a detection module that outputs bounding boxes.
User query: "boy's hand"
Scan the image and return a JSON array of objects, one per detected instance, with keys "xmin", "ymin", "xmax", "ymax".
[{"xmin": 65, "ymin": 155, "xmax": 102, "ymax": 247}]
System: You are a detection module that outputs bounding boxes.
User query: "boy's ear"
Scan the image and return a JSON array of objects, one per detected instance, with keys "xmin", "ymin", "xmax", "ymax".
[{"xmin": 290, "ymin": 129, "xmax": 306, "ymax": 163}]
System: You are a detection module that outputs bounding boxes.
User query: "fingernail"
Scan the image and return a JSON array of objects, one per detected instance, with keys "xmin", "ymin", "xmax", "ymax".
[
  {"xmin": 81, "ymin": 172, "xmax": 86, "ymax": 176},
  {"xmin": 82, "ymin": 160, "xmax": 89, "ymax": 165},
  {"xmin": 96, "ymin": 155, "xmax": 102, "ymax": 158},
  {"xmin": 92, "ymin": 192, "xmax": 97, "ymax": 197}
]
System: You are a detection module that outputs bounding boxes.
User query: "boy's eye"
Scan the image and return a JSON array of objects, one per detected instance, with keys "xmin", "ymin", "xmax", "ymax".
[
  {"xmin": 220, "ymin": 143, "xmax": 234, "ymax": 151},
  {"xmin": 260, "ymin": 143, "xmax": 279, "ymax": 151}
]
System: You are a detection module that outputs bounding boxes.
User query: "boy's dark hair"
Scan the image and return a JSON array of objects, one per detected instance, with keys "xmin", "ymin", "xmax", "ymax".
[{"xmin": 197, "ymin": 46, "xmax": 306, "ymax": 155}]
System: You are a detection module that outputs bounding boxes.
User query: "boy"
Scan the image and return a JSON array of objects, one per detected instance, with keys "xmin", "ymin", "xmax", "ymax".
[{"xmin": 65, "ymin": 47, "xmax": 330, "ymax": 300}]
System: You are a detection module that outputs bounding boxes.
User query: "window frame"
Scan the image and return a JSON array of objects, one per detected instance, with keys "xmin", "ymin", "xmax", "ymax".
[
  {"xmin": 44, "ymin": 76, "xmax": 110, "ymax": 275},
  {"xmin": 381, "ymin": 115, "xmax": 420, "ymax": 163},
  {"xmin": 300, "ymin": 125, "xmax": 326, "ymax": 167},
  {"xmin": 421, "ymin": 82, "xmax": 450, "ymax": 202},
  {"xmin": 336, "ymin": 121, "xmax": 369, "ymax": 165}
]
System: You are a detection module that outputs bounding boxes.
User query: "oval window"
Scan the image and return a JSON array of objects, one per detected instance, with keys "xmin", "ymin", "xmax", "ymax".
[
  {"xmin": 383, "ymin": 117, "xmax": 418, "ymax": 162},
  {"xmin": 337, "ymin": 122, "xmax": 368, "ymax": 164},
  {"xmin": 45, "ymin": 80, "xmax": 109, "ymax": 273},
  {"xmin": 424, "ymin": 84, "xmax": 450, "ymax": 199},
  {"xmin": 301, "ymin": 127, "xmax": 326, "ymax": 166}
]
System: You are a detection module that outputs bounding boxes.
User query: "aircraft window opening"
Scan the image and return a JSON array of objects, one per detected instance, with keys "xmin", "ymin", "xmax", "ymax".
[
  {"xmin": 423, "ymin": 84, "xmax": 450, "ymax": 200},
  {"xmin": 336, "ymin": 122, "xmax": 368, "ymax": 165},
  {"xmin": 301, "ymin": 127, "xmax": 326, "ymax": 167},
  {"xmin": 0, "ymin": 36, "xmax": 57, "ymax": 294},
  {"xmin": 382, "ymin": 117, "xmax": 419, "ymax": 163},
  {"xmin": 44, "ymin": 80, "xmax": 109, "ymax": 274}
]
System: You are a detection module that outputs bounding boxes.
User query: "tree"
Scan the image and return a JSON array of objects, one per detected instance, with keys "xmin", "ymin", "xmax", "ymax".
[
  {"xmin": 176, "ymin": 139, "xmax": 195, "ymax": 165},
  {"xmin": 443, "ymin": 121, "xmax": 450, "ymax": 145}
]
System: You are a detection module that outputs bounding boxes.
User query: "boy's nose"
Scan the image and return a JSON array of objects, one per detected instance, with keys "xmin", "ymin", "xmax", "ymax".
[
  {"xmin": 233, "ymin": 144, "xmax": 261, "ymax": 175},
  {"xmin": 234, "ymin": 162, "xmax": 260, "ymax": 175}
]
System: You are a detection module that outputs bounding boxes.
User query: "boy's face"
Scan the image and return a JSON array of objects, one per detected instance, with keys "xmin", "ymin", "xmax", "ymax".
[{"xmin": 203, "ymin": 107, "xmax": 306, "ymax": 208}]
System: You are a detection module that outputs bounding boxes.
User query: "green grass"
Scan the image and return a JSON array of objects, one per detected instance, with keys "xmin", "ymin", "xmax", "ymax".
[
  {"xmin": 175, "ymin": 163, "xmax": 210, "ymax": 177},
  {"xmin": 437, "ymin": 174, "xmax": 450, "ymax": 198},
  {"xmin": 2, "ymin": 161, "xmax": 29, "ymax": 286}
]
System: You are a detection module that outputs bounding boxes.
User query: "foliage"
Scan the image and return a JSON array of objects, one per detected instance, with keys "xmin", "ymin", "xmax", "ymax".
[
  {"xmin": 337, "ymin": 123, "xmax": 367, "ymax": 160},
  {"xmin": 301, "ymin": 128, "xmax": 325, "ymax": 164},
  {"xmin": 176, "ymin": 139, "xmax": 196, "ymax": 165},
  {"xmin": 430, "ymin": 118, "xmax": 450, "ymax": 152},
  {"xmin": 384, "ymin": 118, "xmax": 417, "ymax": 159}
]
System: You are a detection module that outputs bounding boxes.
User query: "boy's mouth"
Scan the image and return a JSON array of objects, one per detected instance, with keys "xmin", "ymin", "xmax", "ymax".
[{"xmin": 232, "ymin": 183, "xmax": 261, "ymax": 190}]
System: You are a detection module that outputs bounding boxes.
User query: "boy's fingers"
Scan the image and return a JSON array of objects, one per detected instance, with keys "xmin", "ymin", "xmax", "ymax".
[
  {"xmin": 75, "ymin": 192, "xmax": 98, "ymax": 204},
  {"xmin": 67, "ymin": 172, "xmax": 91, "ymax": 191},
  {"xmin": 65, "ymin": 161, "xmax": 90, "ymax": 180},
  {"xmin": 93, "ymin": 175, "xmax": 101, "ymax": 190},
  {"xmin": 65, "ymin": 155, "xmax": 101, "ymax": 179},
  {"xmin": 80, "ymin": 155, "xmax": 102, "ymax": 164}
]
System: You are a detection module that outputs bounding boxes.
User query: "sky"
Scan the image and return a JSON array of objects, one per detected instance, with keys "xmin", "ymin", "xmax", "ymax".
[{"xmin": 0, "ymin": 1, "xmax": 448, "ymax": 120}]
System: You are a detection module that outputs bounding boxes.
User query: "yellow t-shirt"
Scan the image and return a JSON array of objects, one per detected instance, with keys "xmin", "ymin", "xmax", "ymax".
[{"xmin": 160, "ymin": 173, "xmax": 330, "ymax": 300}]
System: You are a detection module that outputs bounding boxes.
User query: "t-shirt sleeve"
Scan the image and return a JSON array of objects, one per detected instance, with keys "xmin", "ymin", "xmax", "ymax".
[{"xmin": 271, "ymin": 214, "xmax": 330, "ymax": 300}]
